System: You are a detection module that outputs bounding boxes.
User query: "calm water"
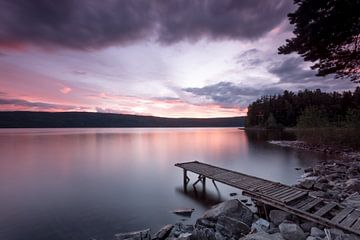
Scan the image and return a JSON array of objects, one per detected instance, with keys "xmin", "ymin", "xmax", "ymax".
[{"xmin": 0, "ymin": 128, "xmax": 328, "ymax": 240}]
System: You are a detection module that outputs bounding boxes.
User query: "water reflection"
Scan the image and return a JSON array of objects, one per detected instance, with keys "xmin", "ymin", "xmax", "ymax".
[{"xmin": 0, "ymin": 128, "xmax": 328, "ymax": 240}]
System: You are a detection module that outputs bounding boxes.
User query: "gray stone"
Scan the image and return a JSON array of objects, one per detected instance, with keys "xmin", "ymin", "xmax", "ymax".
[
  {"xmin": 305, "ymin": 237, "xmax": 321, "ymax": 240},
  {"xmin": 251, "ymin": 218, "xmax": 270, "ymax": 233},
  {"xmin": 324, "ymin": 228, "xmax": 344, "ymax": 240},
  {"xmin": 169, "ymin": 223, "xmax": 194, "ymax": 238},
  {"xmin": 240, "ymin": 232, "xmax": 285, "ymax": 240},
  {"xmin": 345, "ymin": 179, "xmax": 360, "ymax": 192},
  {"xmin": 172, "ymin": 208, "xmax": 194, "ymax": 217},
  {"xmin": 178, "ymin": 233, "xmax": 192, "ymax": 240},
  {"xmin": 114, "ymin": 229, "xmax": 151, "ymax": 240},
  {"xmin": 215, "ymin": 215, "xmax": 250, "ymax": 239},
  {"xmin": 201, "ymin": 199, "xmax": 253, "ymax": 226},
  {"xmin": 314, "ymin": 182, "xmax": 330, "ymax": 191},
  {"xmin": 152, "ymin": 224, "xmax": 173, "ymax": 240},
  {"xmin": 310, "ymin": 227, "xmax": 325, "ymax": 238},
  {"xmin": 279, "ymin": 222, "xmax": 306, "ymax": 240},
  {"xmin": 191, "ymin": 227, "xmax": 216, "ymax": 240},
  {"xmin": 300, "ymin": 179, "xmax": 316, "ymax": 189},
  {"xmin": 269, "ymin": 210, "xmax": 291, "ymax": 226},
  {"xmin": 300, "ymin": 222, "xmax": 318, "ymax": 233},
  {"xmin": 195, "ymin": 218, "xmax": 216, "ymax": 229}
]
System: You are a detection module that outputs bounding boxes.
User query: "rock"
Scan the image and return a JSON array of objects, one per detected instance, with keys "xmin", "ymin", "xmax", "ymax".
[
  {"xmin": 195, "ymin": 218, "xmax": 216, "ymax": 229},
  {"xmin": 177, "ymin": 233, "xmax": 192, "ymax": 240},
  {"xmin": 313, "ymin": 182, "xmax": 330, "ymax": 191},
  {"xmin": 300, "ymin": 179, "xmax": 316, "ymax": 189},
  {"xmin": 241, "ymin": 199, "xmax": 248, "ymax": 203},
  {"xmin": 191, "ymin": 227, "xmax": 216, "ymax": 240},
  {"xmin": 215, "ymin": 215, "xmax": 250, "ymax": 239},
  {"xmin": 172, "ymin": 208, "xmax": 194, "ymax": 217},
  {"xmin": 324, "ymin": 228, "xmax": 344, "ymax": 240},
  {"xmin": 309, "ymin": 191, "xmax": 327, "ymax": 199},
  {"xmin": 114, "ymin": 229, "xmax": 151, "ymax": 240},
  {"xmin": 229, "ymin": 192, "xmax": 237, "ymax": 197},
  {"xmin": 152, "ymin": 224, "xmax": 173, "ymax": 240},
  {"xmin": 304, "ymin": 167, "xmax": 313, "ymax": 173},
  {"xmin": 295, "ymin": 167, "xmax": 302, "ymax": 171},
  {"xmin": 279, "ymin": 222, "xmax": 306, "ymax": 240},
  {"xmin": 300, "ymin": 222, "xmax": 318, "ymax": 233},
  {"xmin": 251, "ymin": 218, "xmax": 270, "ymax": 233},
  {"xmin": 269, "ymin": 210, "xmax": 291, "ymax": 226},
  {"xmin": 343, "ymin": 193, "xmax": 360, "ymax": 209},
  {"xmin": 346, "ymin": 179, "xmax": 360, "ymax": 192},
  {"xmin": 201, "ymin": 199, "xmax": 253, "ymax": 226},
  {"xmin": 310, "ymin": 227, "xmax": 325, "ymax": 238},
  {"xmin": 305, "ymin": 237, "xmax": 320, "ymax": 240},
  {"xmin": 240, "ymin": 232, "xmax": 285, "ymax": 240},
  {"xmin": 168, "ymin": 223, "xmax": 194, "ymax": 238}
]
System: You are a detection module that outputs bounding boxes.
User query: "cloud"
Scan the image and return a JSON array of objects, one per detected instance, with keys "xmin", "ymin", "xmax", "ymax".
[
  {"xmin": 0, "ymin": 98, "xmax": 79, "ymax": 111},
  {"xmin": 59, "ymin": 86, "xmax": 72, "ymax": 94},
  {"xmin": 0, "ymin": 0, "xmax": 293, "ymax": 50},
  {"xmin": 183, "ymin": 81, "xmax": 282, "ymax": 108}
]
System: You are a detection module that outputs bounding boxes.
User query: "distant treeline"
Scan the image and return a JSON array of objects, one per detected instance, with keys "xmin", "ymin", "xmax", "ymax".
[
  {"xmin": 0, "ymin": 111, "xmax": 245, "ymax": 128},
  {"xmin": 246, "ymin": 87, "xmax": 360, "ymax": 128}
]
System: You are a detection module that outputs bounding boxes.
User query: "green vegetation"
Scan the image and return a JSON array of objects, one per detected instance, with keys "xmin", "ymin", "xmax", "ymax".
[{"xmin": 246, "ymin": 87, "xmax": 360, "ymax": 129}]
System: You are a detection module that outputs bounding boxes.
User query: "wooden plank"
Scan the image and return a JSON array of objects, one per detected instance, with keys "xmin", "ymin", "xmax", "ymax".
[
  {"xmin": 276, "ymin": 189, "xmax": 302, "ymax": 199},
  {"xmin": 283, "ymin": 191, "xmax": 308, "ymax": 203},
  {"xmin": 332, "ymin": 207, "xmax": 354, "ymax": 224},
  {"xmin": 314, "ymin": 202, "xmax": 337, "ymax": 217},
  {"xmin": 290, "ymin": 196, "xmax": 314, "ymax": 208},
  {"xmin": 352, "ymin": 218, "xmax": 360, "ymax": 230},
  {"xmin": 270, "ymin": 188, "xmax": 296, "ymax": 198},
  {"xmin": 300, "ymin": 198, "xmax": 323, "ymax": 211},
  {"xmin": 340, "ymin": 210, "xmax": 360, "ymax": 227},
  {"xmin": 262, "ymin": 186, "xmax": 288, "ymax": 194}
]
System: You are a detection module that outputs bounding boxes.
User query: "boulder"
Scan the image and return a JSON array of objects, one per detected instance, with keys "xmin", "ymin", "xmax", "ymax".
[
  {"xmin": 269, "ymin": 210, "xmax": 291, "ymax": 226},
  {"xmin": 215, "ymin": 215, "xmax": 250, "ymax": 239},
  {"xmin": 310, "ymin": 227, "xmax": 325, "ymax": 238},
  {"xmin": 201, "ymin": 199, "xmax": 253, "ymax": 226},
  {"xmin": 299, "ymin": 179, "xmax": 316, "ymax": 189},
  {"xmin": 251, "ymin": 218, "xmax": 270, "ymax": 233},
  {"xmin": 300, "ymin": 222, "xmax": 318, "ymax": 233},
  {"xmin": 345, "ymin": 178, "xmax": 360, "ymax": 192},
  {"xmin": 152, "ymin": 224, "xmax": 173, "ymax": 240},
  {"xmin": 114, "ymin": 229, "xmax": 151, "ymax": 240},
  {"xmin": 191, "ymin": 227, "xmax": 216, "ymax": 240},
  {"xmin": 346, "ymin": 179, "xmax": 360, "ymax": 193},
  {"xmin": 168, "ymin": 223, "xmax": 194, "ymax": 238},
  {"xmin": 279, "ymin": 222, "xmax": 307, "ymax": 240}
]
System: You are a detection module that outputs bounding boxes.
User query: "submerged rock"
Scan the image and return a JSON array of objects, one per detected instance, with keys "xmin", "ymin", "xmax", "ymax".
[
  {"xmin": 114, "ymin": 229, "xmax": 151, "ymax": 240},
  {"xmin": 172, "ymin": 208, "xmax": 194, "ymax": 217}
]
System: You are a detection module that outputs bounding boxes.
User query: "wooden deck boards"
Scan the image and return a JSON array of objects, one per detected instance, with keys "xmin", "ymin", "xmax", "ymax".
[{"xmin": 175, "ymin": 161, "xmax": 360, "ymax": 236}]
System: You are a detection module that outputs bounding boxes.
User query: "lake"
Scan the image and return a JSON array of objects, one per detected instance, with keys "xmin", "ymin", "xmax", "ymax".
[{"xmin": 0, "ymin": 128, "xmax": 329, "ymax": 240}]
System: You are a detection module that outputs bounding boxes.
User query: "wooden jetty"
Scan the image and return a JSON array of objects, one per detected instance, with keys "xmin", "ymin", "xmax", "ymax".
[{"xmin": 175, "ymin": 161, "xmax": 360, "ymax": 236}]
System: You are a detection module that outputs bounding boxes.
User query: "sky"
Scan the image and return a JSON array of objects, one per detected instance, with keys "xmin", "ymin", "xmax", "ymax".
[{"xmin": 0, "ymin": 0, "xmax": 357, "ymax": 118}]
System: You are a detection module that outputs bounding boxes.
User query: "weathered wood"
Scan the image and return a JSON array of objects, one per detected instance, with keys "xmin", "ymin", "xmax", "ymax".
[
  {"xmin": 314, "ymin": 202, "xmax": 337, "ymax": 217},
  {"xmin": 332, "ymin": 208, "xmax": 354, "ymax": 224},
  {"xmin": 175, "ymin": 161, "xmax": 360, "ymax": 236},
  {"xmin": 300, "ymin": 198, "xmax": 323, "ymax": 211},
  {"xmin": 340, "ymin": 211, "xmax": 360, "ymax": 227}
]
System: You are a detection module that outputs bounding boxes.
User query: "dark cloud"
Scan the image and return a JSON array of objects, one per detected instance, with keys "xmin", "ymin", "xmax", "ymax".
[
  {"xmin": 269, "ymin": 57, "xmax": 320, "ymax": 83},
  {"xmin": 0, "ymin": 98, "xmax": 78, "ymax": 110},
  {"xmin": 0, "ymin": 0, "xmax": 293, "ymax": 50},
  {"xmin": 183, "ymin": 81, "xmax": 282, "ymax": 108}
]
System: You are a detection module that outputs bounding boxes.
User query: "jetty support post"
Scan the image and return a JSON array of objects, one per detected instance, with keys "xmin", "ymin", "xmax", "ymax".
[{"xmin": 183, "ymin": 169, "xmax": 190, "ymax": 192}]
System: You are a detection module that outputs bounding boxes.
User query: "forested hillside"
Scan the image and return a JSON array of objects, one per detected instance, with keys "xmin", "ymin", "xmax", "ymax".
[{"xmin": 246, "ymin": 87, "xmax": 360, "ymax": 128}]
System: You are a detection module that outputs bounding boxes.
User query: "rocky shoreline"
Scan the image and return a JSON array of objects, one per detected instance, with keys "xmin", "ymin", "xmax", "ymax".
[
  {"xmin": 112, "ymin": 141, "xmax": 360, "ymax": 240},
  {"xmin": 113, "ymin": 199, "xmax": 360, "ymax": 240}
]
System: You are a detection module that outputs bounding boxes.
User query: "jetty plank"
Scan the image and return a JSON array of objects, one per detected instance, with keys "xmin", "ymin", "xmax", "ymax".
[{"xmin": 175, "ymin": 161, "xmax": 360, "ymax": 236}]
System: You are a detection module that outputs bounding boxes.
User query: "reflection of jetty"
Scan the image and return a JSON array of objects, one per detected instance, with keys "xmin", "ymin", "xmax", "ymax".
[{"xmin": 175, "ymin": 161, "xmax": 360, "ymax": 235}]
